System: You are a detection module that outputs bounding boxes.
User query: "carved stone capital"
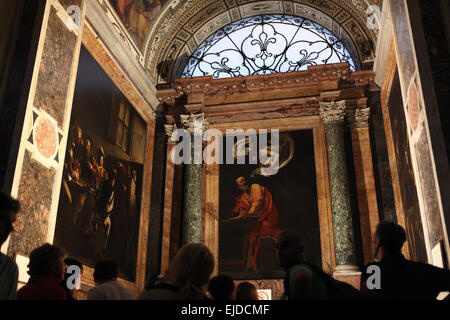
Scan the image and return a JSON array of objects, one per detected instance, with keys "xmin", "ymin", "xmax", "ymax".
[
  {"xmin": 180, "ymin": 113, "xmax": 209, "ymax": 134},
  {"xmin": 319, "ymin": 101, "xmax": 346, "ymax": 123},
  {"xmin": 164, "ymin": 124, "xmax": 178, "ymax": 142},
  {"xmin": 346, "ymin": 107, "xmax": 371, "ymax": 129}
]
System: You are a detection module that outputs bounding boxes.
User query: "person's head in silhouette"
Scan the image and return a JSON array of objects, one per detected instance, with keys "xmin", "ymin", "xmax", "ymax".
[
  {"xmin": 208, "ymin": 275, "xmax": 235, "ymax": 301},
  {"xmin": 235, "ymin": 282, "xmax": 258, "ymax": 300},
  {"xmin": 28, "ymin": 244, "xmax": 67, "ymax": 282},
  {"xmin": 0, "ymin": 191, "xmax": 20, "ymax": 246},
  {"xmin": 93, "ymin": 260, "xmax": 118, "ymax": 285},
  {"xmin": 373, "ymin": 222, "xmax": 406, "ymax": 260},
  {"xmin": 168, "ymin": 243, "xmax": 214, "ymax": 300},
  {"xmin": 276, "ymin": 230, "xmax": 306, "ymax": 271}
]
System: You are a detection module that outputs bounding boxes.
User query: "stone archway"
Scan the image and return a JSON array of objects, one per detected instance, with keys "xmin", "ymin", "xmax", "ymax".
[{"xmin": 143, "ymin": 0, "xmax": 378, "ymax": 85}]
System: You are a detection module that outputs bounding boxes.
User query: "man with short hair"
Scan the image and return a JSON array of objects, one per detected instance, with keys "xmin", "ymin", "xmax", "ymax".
[
  {"xmin": 361, "ymin": 221, "xmax": 450, "ymax": 300},
  {"xmin": 17, "ymin": 243, "xmax": 68, "ymax": 300},
  {"xmin": 87, "ymin": 260, "xmax": 135, "ymax": 300},
  {"xmin": 0, "ymin": 191, "xmax": 20, "ymax": 300}
]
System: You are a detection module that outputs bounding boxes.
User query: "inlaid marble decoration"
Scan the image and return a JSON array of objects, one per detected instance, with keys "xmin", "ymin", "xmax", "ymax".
[
  {"xmin": 390, "ymin": 0, "xmax": 416, "ymax": 97},
  {"xmin": 26, "ymin": 109, "xmax": 64, "ymax": 169},
  {"xmin": 8, "ymin": 150, "xmax": 56, "ymax": 256},
  {"xmin": 407, "ymin": 82, "xmax": 419, "ymax": 131},
  {"xmin": 33, "ymin": 7, "xmax": 77, "ymax": 128},
  {"xmin": 414, "ymin": 129, "xmax": 444, "ymax": 247}
]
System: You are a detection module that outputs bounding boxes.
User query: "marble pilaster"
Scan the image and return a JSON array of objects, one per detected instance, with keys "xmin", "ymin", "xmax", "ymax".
[
  {"xmin": 347, "ymin": 107, "xmax": 380, "ymax": 265},
  {"xmin": 319, "ymin": 101, "xmax": 359, "ymax": 275}
]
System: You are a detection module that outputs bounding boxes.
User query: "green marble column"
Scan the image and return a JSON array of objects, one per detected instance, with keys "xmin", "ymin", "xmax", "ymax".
[
  {"xmin": 180, "ymin": 113, "xmax": 208, "ymax": 244},
  {"xmin": 319, "ymin": 101, "xmax": 360, "ymax": 275}
]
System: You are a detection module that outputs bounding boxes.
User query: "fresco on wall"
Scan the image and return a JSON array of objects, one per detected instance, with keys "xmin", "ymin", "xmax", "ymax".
[
  {"xmin": 219, "ymin": 130, "xmax": 321, "ymax": 280},
  {"xmin": 109, "ymin": 0, "xmax": 167, "ymax": 49},
  {"xmin": 54, "ymin": 47, "xmax": 147, "ymax": 282}
]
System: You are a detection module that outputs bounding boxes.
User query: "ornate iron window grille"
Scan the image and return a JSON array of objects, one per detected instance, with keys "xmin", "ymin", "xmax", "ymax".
[{"xmin": 182, "ymin": 15, "xmax": 357, "ymax": 79}]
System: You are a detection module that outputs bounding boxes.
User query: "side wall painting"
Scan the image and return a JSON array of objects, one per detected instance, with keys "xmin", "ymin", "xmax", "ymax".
[
  {"xmin": 54, "ymin": 47, "xmax": 147, "ymax": 282},
  {"xmin": 109, "ymin": 0, "xmax": 168, "ymax": 49},
  {"xmin": 219, "ymin": 130, "xmax": 320, "ymax": 280}
]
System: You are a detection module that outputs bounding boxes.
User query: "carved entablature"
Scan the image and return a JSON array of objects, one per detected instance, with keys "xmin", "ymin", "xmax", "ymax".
[
  {"xmin": 144, "ymin": 0, "xmax": 378, "ymax": 85},
  {"xmin": 158, "ymin": 63, "xmax": 375, "ymax": 124},
  {"xmin": 174, "ymin": 63, "xmax": 373, "ymax": 97}
]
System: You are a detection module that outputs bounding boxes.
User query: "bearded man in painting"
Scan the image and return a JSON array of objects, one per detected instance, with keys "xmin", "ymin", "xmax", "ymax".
[{"xmin": 232, "ymin": 176, "xmax": 282, "ymax": 273}]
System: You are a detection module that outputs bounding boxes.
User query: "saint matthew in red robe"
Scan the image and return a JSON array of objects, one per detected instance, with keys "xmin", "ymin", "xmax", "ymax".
[{"xmin": 232, "ymin": 177, "xmax": 282, "ymax": 272}]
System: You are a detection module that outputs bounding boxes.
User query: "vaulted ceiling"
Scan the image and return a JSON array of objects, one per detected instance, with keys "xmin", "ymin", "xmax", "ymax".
[{"xmin": 142, "ymin": 0, "xmax": 380, "ymax": 85}]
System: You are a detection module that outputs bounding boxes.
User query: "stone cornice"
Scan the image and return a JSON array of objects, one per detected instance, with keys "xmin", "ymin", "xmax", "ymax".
[
  {"xmin": 155, "ymin": 88, "xmax": 183, "ymax": 105},
  {"xmin": 173, "ymin": 64, "xmax": 375, "ymax": 102}
]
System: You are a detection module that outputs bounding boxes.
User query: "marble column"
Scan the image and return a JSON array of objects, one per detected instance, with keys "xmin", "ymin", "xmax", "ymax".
[
  {"xmin": 347, "ymin": 108, "xmax": 380, "ymax": 265},
  {"xmin": 319, "ymin": 101, "xmax": 359, "ymax": 275},
  {"xmin": 180, "ymin": 113, "xmax": 209, "ymax": 244}
]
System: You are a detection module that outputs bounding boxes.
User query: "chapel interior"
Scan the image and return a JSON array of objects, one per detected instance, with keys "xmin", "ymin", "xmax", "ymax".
[{"xmin": 0, "ymin": 0, "xmax": 449, "ymax": 300}]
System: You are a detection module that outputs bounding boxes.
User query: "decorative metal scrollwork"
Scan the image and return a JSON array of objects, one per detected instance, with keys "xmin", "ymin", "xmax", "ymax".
[{"xmin": 182, "ymin": 15, "xmax": 357, "ymax": 79}]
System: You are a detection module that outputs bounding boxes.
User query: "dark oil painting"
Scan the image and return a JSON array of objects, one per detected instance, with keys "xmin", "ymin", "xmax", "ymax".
[
  {"xmin": 54, "ymin": 47, "xmax": 147, "ymax": 282},
  {"xmin": 219, "ymin": 130, "xmax": 321, "ymax": 280}
]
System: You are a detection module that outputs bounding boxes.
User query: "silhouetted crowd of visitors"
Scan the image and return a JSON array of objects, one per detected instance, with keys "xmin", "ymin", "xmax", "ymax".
[{"xmin": 1, "ymin": 190, "xmax": 449, "ymax": 300}]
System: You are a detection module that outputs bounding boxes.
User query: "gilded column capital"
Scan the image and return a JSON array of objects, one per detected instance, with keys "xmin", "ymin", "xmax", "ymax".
[
  {"xmin": 180, "ymin": 113, "xmax": 209, "ymax": 134},
  {"xmin": 319, "ymin": 100, "xmax": 346, "ymax": 123},
  {"xmin": 346, "ymin": 107, "xmax": 371, "ymax": 129}
]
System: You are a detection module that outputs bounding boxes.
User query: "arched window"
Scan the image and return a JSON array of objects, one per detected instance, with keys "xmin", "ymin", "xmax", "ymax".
[{"xmin": 182, "ymin": 15, "xmax": 358, "ymax": 79}]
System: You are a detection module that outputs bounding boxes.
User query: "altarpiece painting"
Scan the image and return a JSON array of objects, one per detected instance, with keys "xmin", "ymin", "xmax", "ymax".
[{"xmin": 219, "ymin": 130, "xmax": 321, "ymax": 280}]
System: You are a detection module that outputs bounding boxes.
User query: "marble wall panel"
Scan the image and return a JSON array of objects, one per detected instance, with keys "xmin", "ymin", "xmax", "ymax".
[
  {"xmin": 415, "ymin": 129, "xmax": 444, "ymax": 247},
  {"xmin": 8, "ymin": 150, "xmax": 55, "ymax": 256},
  {"xmin": 33, "ymin": 7, "xmax": 76, "ymax": 128},
  {"xmin": 390, "ymin": 0, "xmax": 415, "ymax": 93}
]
